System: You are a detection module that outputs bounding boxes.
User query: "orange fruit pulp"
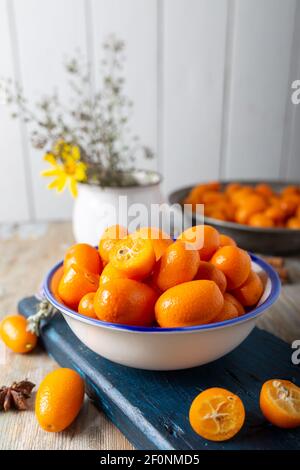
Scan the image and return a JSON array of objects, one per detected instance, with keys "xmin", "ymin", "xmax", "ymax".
[
  {"xmin": 98, "ymin": 224, "xmax": 128, "ymax": 263},
  {"xmin": 260, "ymin": 379, "xmax": 300, "ymax": 428},
  {"xmin": 109, "ymin": 235, "xmax": 156, "ymax": 280},
  {"xmin": 189, "ymin": 387, "xmax": 245, "ymax": 441}
]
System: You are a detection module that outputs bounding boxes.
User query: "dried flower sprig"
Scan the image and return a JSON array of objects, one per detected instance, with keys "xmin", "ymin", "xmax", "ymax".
[
  {"xmin": 27, "ymin": 299, "xmax": 57, "ymax": 336},
  {"xmin": 1, "ymin": 35, "xmax": 154, "ymax": 195}
]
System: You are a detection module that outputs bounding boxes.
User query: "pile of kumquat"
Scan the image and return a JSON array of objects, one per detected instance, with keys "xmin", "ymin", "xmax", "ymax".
[
  {"xmin": 184, "ymin": 181, "xmax": 300, "ymax": 229},
  {"xmin": 52, "ymin": 224, "xmax": 264, "ymax": 328}
]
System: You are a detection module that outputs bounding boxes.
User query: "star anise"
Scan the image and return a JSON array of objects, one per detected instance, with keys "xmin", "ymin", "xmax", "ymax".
[{"xmin": 0, "ymin": 380, "xmax": 35, "ymax": 412}]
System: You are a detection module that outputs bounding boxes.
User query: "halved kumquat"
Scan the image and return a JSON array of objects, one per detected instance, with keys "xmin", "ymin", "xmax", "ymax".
[
  {"xmin": 109, "ymin": 235, "xmax": 156, "ymax": 280},
  {"xmin": 260, "ymin": 379, "xmax": 300, "ymax": 429},
  {"xmin": 189, "ymin": 387, "xmax": 245, "ymax": 441},
  {"xmin": 98, "ymin": 224, "xmax": 128, "ymax": 263}
]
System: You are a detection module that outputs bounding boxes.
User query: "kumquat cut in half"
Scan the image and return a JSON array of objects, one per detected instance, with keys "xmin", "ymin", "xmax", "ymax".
[
  {"xmin": 109, "ymin": 235, "xmax": 156, "ymax": 280},
  {"xmin": 189, "ymin": 387, "xmax": 245, "ymax": 441},
  {"xmin": 260, "ymin": 379, "xmax": 300, "ymax": 428},
  {"xmin": 98, "ymin": 224, "xmax": 129, "ymax": 263}
]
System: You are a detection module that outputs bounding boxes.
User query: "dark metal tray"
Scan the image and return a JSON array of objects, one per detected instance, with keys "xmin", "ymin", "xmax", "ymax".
[{"xmin": 168, "ymin": 180, "xmax": 300, "ymax": 255}]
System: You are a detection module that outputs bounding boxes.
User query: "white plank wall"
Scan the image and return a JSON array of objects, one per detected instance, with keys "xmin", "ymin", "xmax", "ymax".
[
  {"xmin": 283, "ymin": 0, "xmax": 300, "ymax": 180},
  {"xmin": 13, "ymin": 0, "xmax": 87, "ymax": 220},
  {"xmin": 162, "ymin": 0, "xmax": 228, "ymax": 194},
  {"xmin": 90, "ymin": 0, "xmax": 158, "ymax": 171},
  {"xmin": 0, "ymin": 0, "xmax": 300, "ymax": 222},
  {"xmin": 223, "ymin": 0, "xmax": 297, "ymax": 180}
]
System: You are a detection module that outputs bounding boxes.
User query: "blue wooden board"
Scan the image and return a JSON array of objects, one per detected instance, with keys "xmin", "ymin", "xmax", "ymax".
[{"xmin": 19, "ymin": 296, "xmax": 300, "ymax": 450}]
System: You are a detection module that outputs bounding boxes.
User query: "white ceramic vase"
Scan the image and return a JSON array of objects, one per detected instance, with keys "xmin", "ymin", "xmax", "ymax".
[{"xmin": 73, "ymin": 170, "xmax": 164, "ymax": 244}]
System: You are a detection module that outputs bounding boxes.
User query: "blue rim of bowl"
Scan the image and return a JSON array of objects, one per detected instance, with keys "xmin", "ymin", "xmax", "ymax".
[{"xmin": 43, "ymin": 253, "xmax": 281, "ymax": 333}]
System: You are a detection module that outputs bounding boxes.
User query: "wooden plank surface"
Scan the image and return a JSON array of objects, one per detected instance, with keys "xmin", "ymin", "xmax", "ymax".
[
  {"xmin": 19, "ymin": 296, "xmax": 300, "ymax": 450},
  {"xmin": 0, "ymin": 222, "xmax": 132, "ymax": 450},
  {"xmin": 0, "ymin": 221, "xmax": 300, "ymax": 449}
]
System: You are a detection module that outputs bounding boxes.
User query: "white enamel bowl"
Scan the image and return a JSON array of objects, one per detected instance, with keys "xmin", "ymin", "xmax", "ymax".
[{"xmin": 43, "ymin": 254, "xmax": 280, "ymax": 371}]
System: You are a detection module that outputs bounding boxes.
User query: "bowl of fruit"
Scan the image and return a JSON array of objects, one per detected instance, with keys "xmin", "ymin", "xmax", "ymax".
[
  {"xmin": 43, "ymin": 225, "xmax": 280, "ymax": 370},
  {"xmin": 168, "ymin": 180, "xmax": 300, "ymax": 254}
]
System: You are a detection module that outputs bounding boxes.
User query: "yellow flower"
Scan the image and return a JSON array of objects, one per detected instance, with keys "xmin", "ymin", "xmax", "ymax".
[
  {"xmin": 41, "ymin": 147, "xmax": 87, "ymax": 198},
  {"xmin": 53, "ymin": 139, "xmax": 81, "ymax": 161}
]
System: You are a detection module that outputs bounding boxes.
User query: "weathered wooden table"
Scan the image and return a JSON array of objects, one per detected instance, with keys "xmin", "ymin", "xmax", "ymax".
[{"xmin": 0, "ymin": 222, "xmax": 299, "ymax": 450}]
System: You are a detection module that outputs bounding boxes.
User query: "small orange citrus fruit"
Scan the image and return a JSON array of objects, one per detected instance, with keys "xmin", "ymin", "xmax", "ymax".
[
  {"xmin": 98, "ymin": 224, "xmax": 128, "ymax": 263},
  {"xmin": 50, "ymin": 265, "xmax": 64, "ymax": 303},
  {"xmin": 153, "ymin": 240, "xmax": 200, "ymax": 291},
  {"xmin": 264, "ymin": 206, "xmax": 285, "ymax": 225},
  {"xmin": 99, "ymin": 262, "xmax": 129, "ymax": 285},
  {"xmin": 64, "ymin": 243, "xmax": 102, "ymax": 274},
  {"xmin": 94, "ymin": 279, "xmax": 157, "ymax": 326},
  {"xmin": 248, "ymin": 213, "xmax": 274, "ymax": 228},
  {"xmin": 211, "ymin": 246, "xmax": 251, "ymax": 290},
  {"xmin": 260, "ymin": 379, "xmax": 300, "ymax": 428},
  {"xmin": 0, "ymin": 314, "xmax": 37, "ymax": 353},
  {"xmin": 194, "ymin": 261, "xmax": 227, "ymax": 294},
  {"xmin": 189, "ymin": 387, "xmax": 245, "ymax": 441},
  {"xmin": 213, "ymin": 298, "xmax": 239, "ymax": 322},
  {"xmin": 231, "ymin": 270, "xmax": 263, "ymax": 307},
  {"xmin": 287, "ymin": 217, "xmax": 300, "ymax": 229},
  {"xmin": 255, "ymin": 183, "xmax": 274, "ymax": 198},
  {"xmin": 224, "ymin": 293, "xmax": 245, "ymax": 316},
  {"xmin": 35, "ymin": 368, "xmax": 84, "ymax": 432},
  {"xmin": 219, "ymin": 234, "xmax": 237, "ymax": 247},
  {"xmin": 155, "ymin": 280, "xmax": 224, "ymax": 327},
  {"xmin": 179, "ymin": 225, "xmax": 220, "ymax": 261},
  {"xmin": 135, "ymin": 227, "xmax": 172, "ymax": 261},
  {"xmin": 109, "ymin": 235, "xmax": 156, "ymax": 280},
  {"xmin": 58, "ymin": 265, "xmax": 99, "ymax": 310},
  {"xmin": 78, "ymin": 292, "xmax": 97, "ymax": 318}
]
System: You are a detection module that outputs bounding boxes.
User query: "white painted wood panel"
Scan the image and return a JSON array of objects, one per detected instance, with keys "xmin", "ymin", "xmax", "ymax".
[
  {"xmin": 90, "ymin": 0, "xmax": 158, "ymax": 172},
  {"xmin": 286, "ymin": 103, "xmax": 300, "ymax": 180},
  {"xmin": 0, "ymin": 0, "xmax": 30, "ymax": 222},
  {"xmin": 13, "ymin": 0, "xmax": 87, "ymax": 220},
  {"xmin": 1, "ymin": 0, "xmax": 300, "ymax": 223},
  {"xmin": 282, "ymin": 1, "xmax": 300, "ymax": 181},
  {"xmin": 224, "ymin": 0, "xmax": 297, "ymax": 180},
  {"xmin": 162, "ymin": 0, "xmax": 228, "ymax": 195}
]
